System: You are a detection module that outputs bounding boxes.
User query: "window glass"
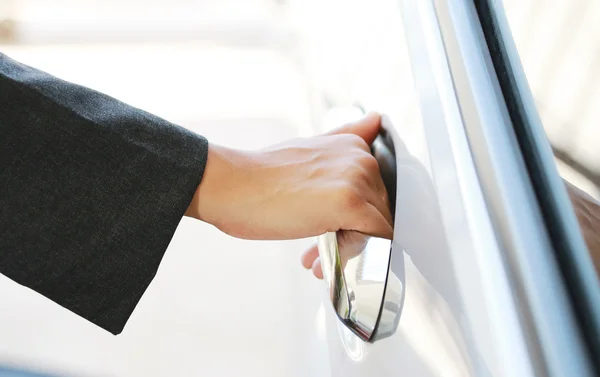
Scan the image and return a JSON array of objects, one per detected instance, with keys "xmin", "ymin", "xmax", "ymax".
[{"xmin": 503, "ymin": 0, "xmax": 600, "ymax": 198}]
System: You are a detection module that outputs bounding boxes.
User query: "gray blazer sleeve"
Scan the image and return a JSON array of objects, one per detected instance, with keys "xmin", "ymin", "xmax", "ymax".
[{"xmin": 0, "ymin": 53, "xmax": 209, "ymax": 335}]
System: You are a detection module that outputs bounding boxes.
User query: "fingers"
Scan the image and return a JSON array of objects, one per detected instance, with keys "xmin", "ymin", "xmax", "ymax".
[
  {"xmin": 354, "ymin": 179, "xmax": 393, "ymax": 230},
  {"xmin": 326, "ymin": 112, "xmax": 381, "ymax": 145},
  {"xmin": 301, "ymin": 244, "xmax": 319, "ymax": 269},
  {"xmin": 328, "ymin": 113, "xmax": 392, "ymax": 230},
  {"xmin": 358, "ymin": 156, "xmax": 394, "ymax": 227},
  {"xmin": 312, "ymin": 257, "xmax": 323, "ymax": 279},
  {"xmin": 339, "ymin": 163, "xmax": 393, "ymax": 238},
  {"xmin": 301, "ymin": 245, "xmax": 323, "ymax": 279},
  {"xmin": 348, "ymin": 202, "xmax": 394, "ymax": 239}
]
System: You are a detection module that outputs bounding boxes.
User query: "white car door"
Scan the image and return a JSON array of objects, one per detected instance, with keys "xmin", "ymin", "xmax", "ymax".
[{"xmin": 286, "ymin": 0, "xmax": 600, "ymax": 376}]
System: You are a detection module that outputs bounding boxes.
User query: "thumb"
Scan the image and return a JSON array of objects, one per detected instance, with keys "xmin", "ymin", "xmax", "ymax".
[{"xmin": 326, "ymin": 112, "xmax": 381, "ymax": 145}]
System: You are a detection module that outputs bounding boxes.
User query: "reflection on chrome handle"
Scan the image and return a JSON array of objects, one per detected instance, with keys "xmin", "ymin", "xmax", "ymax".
[
  {"xmin": 318, "ymin": 232, "xmax": 350, "ymax": 322},
  {"xmin": 317, "ymin": 231, "xmax": 398, "ymax": 342},
  {"xmin": 318, "ymin": 113, "xmax": 406, "ymax": 342}
]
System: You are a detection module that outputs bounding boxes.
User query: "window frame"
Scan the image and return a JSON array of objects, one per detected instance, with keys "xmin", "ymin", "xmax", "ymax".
[
  {"xmin": 433, "ymin": 0, "xmax": 600, "ymax": 376},
  {"xmin": 472, "ymin": 0, "xmax": 600, "ymax": 371}
]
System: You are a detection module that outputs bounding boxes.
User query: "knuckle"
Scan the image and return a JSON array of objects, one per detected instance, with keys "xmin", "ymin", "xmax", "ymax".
[
  {"xmin": 343, "ymin": 134, "xmax": 368, "ymax": 149},
  {"xmin": 345, "ymin": 164, "xmax": 367, "ymax": 184},
  {"xmin": 338, "ymin": 187, "xmax": 363, "ymax": 208},
  {"xmin": 354, "ymin": 138, "xmax": 370, "ymax": 151},
  {"xmin": 359, "ymin": 154, "xmax": 379, "ymax": 171}
]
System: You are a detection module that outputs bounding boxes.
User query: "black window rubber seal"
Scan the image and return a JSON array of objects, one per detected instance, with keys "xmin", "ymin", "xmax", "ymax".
[{"xmin": 472, "ymin": 0, "xmax": 600, "ymax": 372}]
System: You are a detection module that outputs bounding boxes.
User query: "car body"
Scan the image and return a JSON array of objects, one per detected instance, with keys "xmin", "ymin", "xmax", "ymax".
[
  {"xmin": 286, "ymin": 0, "xmax": 600, "ymax": 376},
  {"xmin": 1, "ymin": 1, "xmax": 598, "ymax": 376}
]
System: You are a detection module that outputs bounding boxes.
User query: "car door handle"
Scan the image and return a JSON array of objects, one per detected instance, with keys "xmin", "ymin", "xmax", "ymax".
[{"xmin": 317, "ymin": 115, "xmax": 405, "ymax": 342}]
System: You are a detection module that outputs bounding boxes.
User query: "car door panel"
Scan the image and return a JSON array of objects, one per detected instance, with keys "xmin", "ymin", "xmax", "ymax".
[{"xmin": 293, "ymin": 0, "xmax": 599, "ymax": 376}]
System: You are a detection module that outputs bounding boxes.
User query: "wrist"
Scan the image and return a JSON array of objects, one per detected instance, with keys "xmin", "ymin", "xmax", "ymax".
[{"xmin": 185, "ymin": 143, "xmax": 253, "ymax": 225}]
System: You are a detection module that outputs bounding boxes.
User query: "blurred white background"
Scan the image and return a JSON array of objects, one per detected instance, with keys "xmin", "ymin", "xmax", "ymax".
[
  {"xmin": 0, "ymin": 0, "xmax": 598, "ymax": 376},
  {"xmin": 0, "ymin": 1, "xmax": 330, "ymax": 376}
]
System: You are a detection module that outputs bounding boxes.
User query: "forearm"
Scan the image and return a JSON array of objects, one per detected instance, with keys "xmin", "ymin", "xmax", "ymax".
[{"xmin": 565, "ymin": 181, "xmax": 600, "ymax": 277}]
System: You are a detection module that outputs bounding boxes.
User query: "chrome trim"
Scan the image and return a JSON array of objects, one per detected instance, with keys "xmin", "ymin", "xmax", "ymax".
[
  {"xmin": 317, "ymin": 231, "xmax": 393, "ymax": 342},
  {"xmin": 434, "ymin": 1, "xmax": 595, "ymax": 376},
  {"xmin": 474, "ymin": 1, "xmax": 600, "ymax": 368},
  {"xmin": 317, "ymin": 117, "xmax": 404, "ymax": 343}
]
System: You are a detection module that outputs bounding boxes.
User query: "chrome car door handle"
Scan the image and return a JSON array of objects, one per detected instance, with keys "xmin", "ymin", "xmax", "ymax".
[
  {"xmin": 318, "ymin": 231, "xmax": 396, "ymax": 342},
  {"xmin": 318, "ymin": 116, "xmax": 404, "ymax": 342}
]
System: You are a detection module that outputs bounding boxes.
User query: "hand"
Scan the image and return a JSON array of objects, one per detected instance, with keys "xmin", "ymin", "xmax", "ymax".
[
  {"xmin": 301, "ymin": 230, "xmax": 370, "ymax": 279},
  {"xmin": 185, "ymin": 112, "xmax": 393, "ymax": 243}
]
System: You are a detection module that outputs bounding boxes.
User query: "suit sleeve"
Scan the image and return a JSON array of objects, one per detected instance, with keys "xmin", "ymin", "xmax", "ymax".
[{"xmin": 0, "ymin": 53, "xmax": 209, "ymax": 335}]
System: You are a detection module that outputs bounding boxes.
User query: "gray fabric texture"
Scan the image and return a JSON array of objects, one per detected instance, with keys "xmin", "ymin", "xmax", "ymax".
[{"xmin": 0, "ymin": 53, "xmax": 209, "ymax": 335}]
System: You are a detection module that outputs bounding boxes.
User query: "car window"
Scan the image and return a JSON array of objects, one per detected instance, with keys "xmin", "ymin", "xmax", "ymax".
[
  {"xmin": 474, "ymin": 0, "xmax": 600, "ymax": 373},
  {"xmin": 503, "ymin": 0, "xmax": 600, "ymax": 197}
]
